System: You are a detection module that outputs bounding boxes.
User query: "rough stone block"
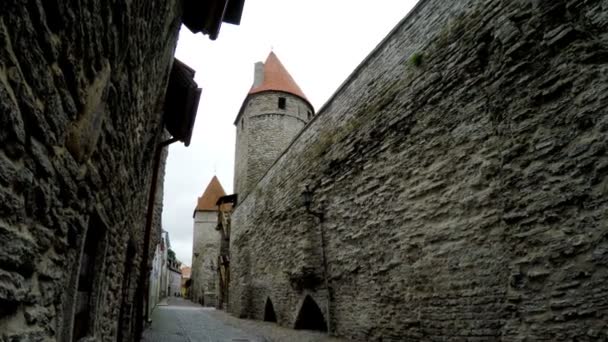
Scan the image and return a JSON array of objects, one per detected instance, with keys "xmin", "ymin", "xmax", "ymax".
[{"xmin": 0, "ymin": 223, "xmax": 37, "ymax": 274}]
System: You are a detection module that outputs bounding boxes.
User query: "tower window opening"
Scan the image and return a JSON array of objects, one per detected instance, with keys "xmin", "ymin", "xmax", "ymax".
[
  {"xmin": 278, "ymin": 97, "xmax": 286, "ymax": 109},
  {"xmin": 241, "ymin": 118, "xmax": 244, "ymax": 129},
  {"xmin": 307, "ymin": 111, "xmax": 312, "ymax": 120}
]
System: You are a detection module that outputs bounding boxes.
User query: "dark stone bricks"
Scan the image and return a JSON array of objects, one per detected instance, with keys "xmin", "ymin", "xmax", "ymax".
[
  {"xmin": 0, "ymin": 223, "xmax": 37, "ymax": 274},
  {"xmin": 0, "ymin": 269, "xmax": 27, "ymax": 304}
]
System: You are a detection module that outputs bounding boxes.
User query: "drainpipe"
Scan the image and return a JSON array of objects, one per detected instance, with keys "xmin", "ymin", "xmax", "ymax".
[{"xmin": 135, "ymin": 136, "xmax": 178, "ymax": 339}]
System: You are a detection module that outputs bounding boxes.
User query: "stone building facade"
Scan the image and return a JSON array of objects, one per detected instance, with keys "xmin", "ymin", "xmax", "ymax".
[
  {"xmin": 168, "ymin": 266, "xmax": 182, "ymax": 298},
  {"xmin": 230, "ymin": 0, "xmax": 608, "ymax": 341},
  {"xmin": 0, "ymin": 1, "xmax": 243, "ymax": 341}
]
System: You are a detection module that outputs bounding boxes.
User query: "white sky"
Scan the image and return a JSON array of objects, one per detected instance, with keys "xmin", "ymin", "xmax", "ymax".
[{"xmin": 164, "ymin": 0, "xmax": 419, "ymax": 266}]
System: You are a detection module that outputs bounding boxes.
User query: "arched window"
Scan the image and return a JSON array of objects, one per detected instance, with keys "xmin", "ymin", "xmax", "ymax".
[
  {"xmin": 294, "ymin": 295, "xmax": 327, "ymax": 332},
  {"xmin": 264, "ymin": 298, "xmax": 277, "ymax": 323}
]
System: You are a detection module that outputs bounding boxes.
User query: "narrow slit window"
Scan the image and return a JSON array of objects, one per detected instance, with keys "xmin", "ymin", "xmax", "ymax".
[{"xmin": 278, "ymin": 97, "xmax": 286, "ymax": 109}]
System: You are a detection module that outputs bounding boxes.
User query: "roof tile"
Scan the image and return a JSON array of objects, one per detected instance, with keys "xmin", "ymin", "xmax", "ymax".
[{"xmin": 194, "ymin": 176, "xmax": 226, "ymax": 212}]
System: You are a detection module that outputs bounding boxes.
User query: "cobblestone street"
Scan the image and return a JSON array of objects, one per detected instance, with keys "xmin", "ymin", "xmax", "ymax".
[{"xmin": 142, "ymin": 298, "xmax": 344, "ymax": 342}]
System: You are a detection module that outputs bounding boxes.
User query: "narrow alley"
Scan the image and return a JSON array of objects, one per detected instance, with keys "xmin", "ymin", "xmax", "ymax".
[{"xmin": 142, "ymin": 298, "xmax": 344, "ymax": 342}]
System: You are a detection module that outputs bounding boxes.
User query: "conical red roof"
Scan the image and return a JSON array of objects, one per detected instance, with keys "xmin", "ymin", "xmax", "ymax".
[
  {"xmin": 249, "ymin": 51, "xmax": 308, "ymax": 100},
  {"xmin": 194, "ymin": 176, "xmax": 226, "ymax": 212}
]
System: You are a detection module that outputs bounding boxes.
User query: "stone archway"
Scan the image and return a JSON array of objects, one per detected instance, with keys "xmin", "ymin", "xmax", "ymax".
[
  {"xmin": 72, "ymin": 214, "xmax": 106, "ymax": 341},
  {"xmin": 294, "ymin": 295, "xmax": 327, "ymax": 332},
  {"xmin": 264, "ymin": 297, "xmax": 277, "ymax": 323}
]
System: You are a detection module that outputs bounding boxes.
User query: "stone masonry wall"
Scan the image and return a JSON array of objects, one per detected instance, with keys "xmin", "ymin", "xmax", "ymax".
[
  {"xmin": 0, "ymin": 1, "xmax": 181, "ymax": 341},
  {"xmin": 230, "ymin": 0, "xmax": 608, "ymax": 341},
  {"xmin": 234, "ymin": 91, "xmax": 313, "ymax": 197}
]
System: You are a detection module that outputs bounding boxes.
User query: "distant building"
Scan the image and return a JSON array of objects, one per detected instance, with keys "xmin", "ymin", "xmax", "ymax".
[
  {"xmin": 191, "ymin": 176, "xmax": 229, "ymax": 307},
  {"xmin": 168, "ymin": 264, "xmax": 182, "ymax": 297},
  {"xmin": 181, "ymin": 266, "xmax": 192, "ymax": 298},
  {"xmin": 159, "ymin": 231, "xmax": 171, "ymax": 298},
  {"xmin": 148, "ymin": 243, "xmax": 163, "ymax": 318}
]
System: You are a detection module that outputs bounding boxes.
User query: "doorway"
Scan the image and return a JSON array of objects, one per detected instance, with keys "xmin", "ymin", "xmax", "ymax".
[
  {"xmin": 72, "ymin": 215, "xmax": 106, "ymax": 341},
  {"xmin": 263, "ymin": 298, "xmax": 277, "ymax": 323},
  {"xmin": 294, "ymin": 295, "xmax": 327, "ymax": 332}
]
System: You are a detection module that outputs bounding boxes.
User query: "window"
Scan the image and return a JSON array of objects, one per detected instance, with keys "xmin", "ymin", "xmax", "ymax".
[
  {"xmin": 278, "ymin": 97, "xmax": 286, "ymax": 109},
  {"xmin": 241, "ymin": 118, "xmax": 244, "ymax": 129},
  {"xmin": 307, "ymin": 111, "xmax": 312, "ymax": 120}
]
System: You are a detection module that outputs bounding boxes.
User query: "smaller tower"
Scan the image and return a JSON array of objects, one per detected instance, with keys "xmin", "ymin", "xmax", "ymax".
[
  {"xmin": 191, "ymin": 176, "xmax": 226, "ymax": 307},
  {"xmin": 234, "ymin": 52, "xmax": 314, "ymax": 198}
]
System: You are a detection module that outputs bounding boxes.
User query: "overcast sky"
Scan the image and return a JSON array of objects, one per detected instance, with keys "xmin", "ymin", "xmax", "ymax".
[{"xmin": 164, "ymin": 0, "xmax": 419, "ymax": 266}]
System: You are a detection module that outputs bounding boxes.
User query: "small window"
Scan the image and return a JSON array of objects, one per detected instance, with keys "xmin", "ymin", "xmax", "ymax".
[
  {"xmin": 307, "ymin": 111, "xmax": 312, "ymax": 120},
  {"xmin": 241, "ymin": 118, "xmax": 244, "ymax": 129},
  {"xmin": 278, "ymin": 97, "xmax": 286, "ymax": 109}
]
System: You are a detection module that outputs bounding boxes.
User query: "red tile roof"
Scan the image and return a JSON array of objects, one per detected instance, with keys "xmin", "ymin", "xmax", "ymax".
[
  {"xmin": 194, "ymin": 176, "xmax": 226, "ymax": 212},
  {"xmin": 248, "ymin": 51, "xmax": 308, "ymax": 100},
  {"xmin": 180, "ymin": 266, "xmax": 191, "ymax": 279}
]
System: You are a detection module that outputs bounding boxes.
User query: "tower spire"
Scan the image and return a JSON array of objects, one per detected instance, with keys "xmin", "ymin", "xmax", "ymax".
[{"xmin": 248, "ymin": 51, "xmax": 308, "ymax": 101}]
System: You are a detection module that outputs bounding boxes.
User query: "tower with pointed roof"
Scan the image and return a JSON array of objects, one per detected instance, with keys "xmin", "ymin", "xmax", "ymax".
[
  {"xmin": 234, "ymin": 52, "xmax": 314, "ymax": 198},
  {"xmin": 190, "ymin": 176, "xmax": 227, "ymax": 307}
]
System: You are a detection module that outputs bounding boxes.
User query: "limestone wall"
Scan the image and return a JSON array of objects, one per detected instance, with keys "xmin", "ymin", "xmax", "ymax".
[
  {"xmin": 191, "ymin": 210, "xmax": 220, "ymax": 306},
  {"xmin": 0, "ymin": 1, "xmax": 181, "ymax": 341},
  {"xmin": 230, "ymin": 0, "xmax": 608, "ymax": 340}
]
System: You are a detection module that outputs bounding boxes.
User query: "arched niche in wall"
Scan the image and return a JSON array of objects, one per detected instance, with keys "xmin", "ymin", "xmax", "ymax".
[
  {"xmin": 63, "ymin": 211, "xmax": 108, "ymax": 342},
  {"xmin": 264, "ymin": 297, "xmax": 277, "ymax": 323},
  {"xmin": 294, "ymin": 295, "xmax": 327, "ymax": 332}
]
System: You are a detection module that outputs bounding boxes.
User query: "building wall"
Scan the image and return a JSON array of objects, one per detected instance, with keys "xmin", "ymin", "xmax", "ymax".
[
  {"xmin": 234, "ymin": 91, "xmax": 313, "ymax": 197},
  {"xmin": 231, "ymin": 0, "xmax": 608, "ymax": 341},
  {"xmin": 0, "ymin": 1, "xmax": 181, "ymax": 341},
  {"xmin": 168, "ymin": 269, "xmax": 182, "ymax": 297},
  {"xmin": 148, "ymin": 245, "xmax": 163, "ymax": 318},
  {"xmin": 191, "ymin": 210, "xmax": 220, "ymax": 306}
]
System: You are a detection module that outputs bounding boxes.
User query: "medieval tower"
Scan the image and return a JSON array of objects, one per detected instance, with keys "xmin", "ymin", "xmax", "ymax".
[
  {"xmin": 191, "ymin": 176, "xmax": 226, "ymax": 307},
  {"xmin": 234, "ymin": 52, "xmax": 314, "ymax": 197}
]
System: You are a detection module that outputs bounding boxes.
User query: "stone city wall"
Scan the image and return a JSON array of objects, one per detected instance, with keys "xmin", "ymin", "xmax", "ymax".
[
  {"xmin": 230, "ymin": 0, "xmax": 608, "ymax": 340},
  {"xmin": 0, "ymin": 1, "xmax": 181, "ymax": 340}
]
